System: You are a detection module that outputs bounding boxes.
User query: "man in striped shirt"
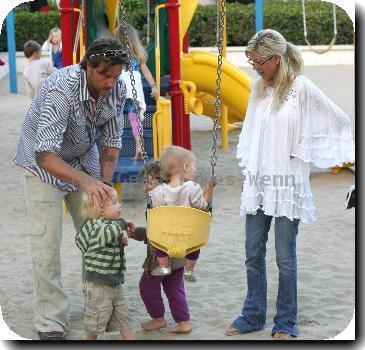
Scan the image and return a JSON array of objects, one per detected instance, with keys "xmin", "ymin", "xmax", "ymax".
[{"xmin": 14, "ymin": 37, "xmax": 128, "ymax": 340}]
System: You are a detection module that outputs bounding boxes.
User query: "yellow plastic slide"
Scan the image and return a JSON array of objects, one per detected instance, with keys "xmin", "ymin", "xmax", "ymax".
[
  {"xmin": 181, "ymin": 50, "xmax": 251, "ymax": 124},
  {"xmin": 104, "ymin": 0, "xmax": 119, "ymax": 34}
]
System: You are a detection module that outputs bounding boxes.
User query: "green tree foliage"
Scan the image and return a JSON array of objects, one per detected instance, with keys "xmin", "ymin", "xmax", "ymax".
[
  {"xmin": 0, "ymin": 1, "xmax": 353, "ymax": 52},
  {"xmin": 190, "ymin": 1, "xmax": 352, "ymax": 46},
  {"xmin": 0, "ymin": 9, "xmax": 60, "ymax": 51}
]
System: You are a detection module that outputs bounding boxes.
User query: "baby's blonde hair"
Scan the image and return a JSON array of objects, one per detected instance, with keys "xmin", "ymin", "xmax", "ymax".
[
  {"xmin": 80, "ymin": 187, "xmax": 117, "ymax": 220},
  {"xmin": 160, "ymin": 146, "xmax": 196, "ymax": 182},
  {"xmin": 115, "ymin": 23, "xmax": 147, "ymax": 64}
]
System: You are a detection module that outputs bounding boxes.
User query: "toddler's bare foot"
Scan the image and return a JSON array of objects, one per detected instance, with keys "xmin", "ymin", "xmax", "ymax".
[
  {"xmin": 167, "ymin": 321, "xmax": 192, "ymax": 334},
  {"xmin": 141, "ymin": 317, "xmax": 167, "ymax": 331}
]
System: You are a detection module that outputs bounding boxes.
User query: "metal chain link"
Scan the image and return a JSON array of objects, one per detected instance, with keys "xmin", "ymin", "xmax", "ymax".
[
  {"xmin": 119, "ymin": 1, "xmax": 149, "ymax": 183},
  {"xmin": 211, "ymin": 0, "xmax": 226, "ymax": 176}
]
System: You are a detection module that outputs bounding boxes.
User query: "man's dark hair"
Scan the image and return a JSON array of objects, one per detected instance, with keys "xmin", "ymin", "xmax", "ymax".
[
  {"xmin": 23, "ymin": 40, "xmax": 41, "ymax": 58},
  {"xmin": 80, "ymin": 37, "xmax": 128, "ymax": 71}
]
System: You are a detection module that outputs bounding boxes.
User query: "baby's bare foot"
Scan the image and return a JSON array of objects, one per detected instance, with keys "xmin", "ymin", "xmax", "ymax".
[
  {"xmin": 141, "ymin": 317, "xmax": 167, "ymax": 331},
  {"xmin": 168, "ymin": 321, "xmax": 192, "ymax": 334}
]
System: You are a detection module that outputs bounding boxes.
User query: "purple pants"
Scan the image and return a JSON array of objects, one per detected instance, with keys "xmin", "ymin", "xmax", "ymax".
[
  {"xmin": 128, "ymin": 112, "xmax": 144, "ymax": 137},
  {"xmin": 139, "ymin": 267, "xmax": 190, "ymax": 323},
  {"xmin": 154, "ymin": 248, "xmax": 200, "ymax": 261}
]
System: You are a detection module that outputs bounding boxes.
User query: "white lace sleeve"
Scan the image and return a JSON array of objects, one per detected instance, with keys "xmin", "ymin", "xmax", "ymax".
[
  {"xmin": 291, "ymin": 77, "xmax": 354, "ymax": 168},
  {"xmin": 236, "ymin": 80, "xmax": 256, "ymax": 168}
]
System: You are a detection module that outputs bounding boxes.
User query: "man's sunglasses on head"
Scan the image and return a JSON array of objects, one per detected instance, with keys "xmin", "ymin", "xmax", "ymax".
[{"xmin": 89, "ymin": 49, "xmax": 127, "ymax": 59}]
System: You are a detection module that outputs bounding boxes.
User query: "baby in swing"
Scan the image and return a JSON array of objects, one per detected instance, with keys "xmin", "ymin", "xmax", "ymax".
[{"xmin": 149, "ymin": 145, "xmax": 217, "ymax": 282}]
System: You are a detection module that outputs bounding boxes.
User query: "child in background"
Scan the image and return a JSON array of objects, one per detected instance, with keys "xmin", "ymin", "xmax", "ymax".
[
  {"xmin": 75, "ymin": 188, "xmax": 135, "ymax": 340},
  {"xmin": 128, "ymin": 161, "xmax": 192, "ymax": 333},
  {"xmin": 23, "ymin": 40, "xmax": 56, "ymax": 99},
  {"xmin": 42, "ymin": 27, "xmax": 62, "ymax": 69},
  {"xmin": 149, "ymin": 146, "xmax": 217, "ymax": 282},
  {"xmin": 115, "ymin": 23, "xmax": 158, "ymax": 160}
]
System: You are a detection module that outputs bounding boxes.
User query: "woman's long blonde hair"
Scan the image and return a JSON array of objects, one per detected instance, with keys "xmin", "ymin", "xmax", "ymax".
[
  {"xmin": 246, "ymin": 29, "xmax": 303, "ymax": 110},
  {"xmin": 115, "ymin": 23, "xmax": 147, "ymax": 64}
]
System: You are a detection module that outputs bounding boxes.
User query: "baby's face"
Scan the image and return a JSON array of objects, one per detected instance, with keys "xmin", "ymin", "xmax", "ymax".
[
  {"xmin": 142, "ymin": 174, "xmax": 161, "ymax": 194},
  {"xmin": 102, "ymin": 196, "xmax": 122, "ymax": 220}
]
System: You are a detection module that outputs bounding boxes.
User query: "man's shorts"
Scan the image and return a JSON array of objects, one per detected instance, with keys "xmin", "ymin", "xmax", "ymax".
[{"xmin": 83, "ymin": 281, "xmax": 131, "ymax": 336}]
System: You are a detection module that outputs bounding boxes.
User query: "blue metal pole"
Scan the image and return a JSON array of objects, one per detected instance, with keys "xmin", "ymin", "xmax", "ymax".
[
  {"xmin": 6, "ymin": 10, "xmax": 18, "ymax": 93},
  {"xmin": 255, "ymin": 0, "xmax": 263, "ymax": 33}
]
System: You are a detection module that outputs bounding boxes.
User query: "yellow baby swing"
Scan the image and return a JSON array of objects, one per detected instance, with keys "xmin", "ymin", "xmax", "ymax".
[{"xmin": 119, "ymin": 1, "xmax": 226, "ymax": 258}]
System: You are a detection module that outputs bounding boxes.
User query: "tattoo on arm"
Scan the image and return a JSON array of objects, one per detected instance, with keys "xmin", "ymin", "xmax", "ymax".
[
  {"xmin": 100, "ymin": 147, "xmax": 118, "ymax": 164},
  {"xmin": 35, "ymin": 152, "xmax": 50, "ymax": 167},
  {"xmin": 100, "ymin": 147, "xmax": 119, "ymax": 180}
]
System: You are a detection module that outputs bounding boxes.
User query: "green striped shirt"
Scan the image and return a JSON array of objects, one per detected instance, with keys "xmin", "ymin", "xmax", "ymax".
[{"xmin": 76, "ymin": 218, "xmax": 127, "ymax": 284}]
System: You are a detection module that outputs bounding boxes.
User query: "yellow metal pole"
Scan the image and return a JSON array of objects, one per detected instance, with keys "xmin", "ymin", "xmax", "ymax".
[
  {"xmin": 161, "ymin": 99, "xmax": 172, "ymax": 150},
  {"xmin": 63, "ymin": 201, "xmax": 68, "ymax": 218},
  {"xmin": 113, "ymin": 183, "xmax": 122, "ymax": 203},
  {"xmin": 153, "ymin": 113, "xmax": 159, "ymax": 160}
]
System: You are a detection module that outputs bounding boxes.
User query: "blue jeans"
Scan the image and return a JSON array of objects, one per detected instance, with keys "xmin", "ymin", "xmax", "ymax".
[{"xmin": 231, "ymin": 209, "xmax": 300, "ymax": 337}]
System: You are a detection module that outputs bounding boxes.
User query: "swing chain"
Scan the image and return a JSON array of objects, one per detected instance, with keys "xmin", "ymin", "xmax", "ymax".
[
  {"xmin": 212, "ymin": 0, "xmax": 226, "ymax": 176},
  {"xmin": 119, "ymin": 1, "xmax": 148, "ymax": 175}
]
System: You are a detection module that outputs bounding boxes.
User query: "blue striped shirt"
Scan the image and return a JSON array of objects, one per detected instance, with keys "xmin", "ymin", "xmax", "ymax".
[{"xmin": 14, "ymin": 64, "xmax": 126, "ymax": 191}]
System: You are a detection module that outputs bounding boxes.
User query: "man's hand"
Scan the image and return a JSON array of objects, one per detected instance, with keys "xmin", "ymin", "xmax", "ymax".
[
  {"xmin": 79, "ymin": 173, "xmax": 115, "ymax": 208},
  {"xmin": 34, "ymin": 151, "xmax": 115, "ymax": 208}
]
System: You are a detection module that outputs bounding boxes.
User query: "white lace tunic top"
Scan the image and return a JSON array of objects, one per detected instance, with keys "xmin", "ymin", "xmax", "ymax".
[{"xmin": 237, "ymin": 75, "xmax": 354, "ymax": 224}]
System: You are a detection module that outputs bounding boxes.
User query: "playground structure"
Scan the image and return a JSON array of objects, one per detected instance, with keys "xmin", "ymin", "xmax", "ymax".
[
  {"xmin": 59, "ymin": 0, "xmax": 251, "ymax": 150},
  {"xmin": 2, "ymin": 0, "xmax": 354, "ymax": 255},
  {"xmin": 3, "ymin": 0, "xmax": 353, "ymax": 187},
  {"xmin": 53, "ymin": 0, "xmax": 253, "ymax": 201}
]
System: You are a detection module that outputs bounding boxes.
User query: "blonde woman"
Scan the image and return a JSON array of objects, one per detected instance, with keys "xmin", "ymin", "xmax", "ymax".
[
  {"xmin": 115, "ymin": 23, "xmax": 158, "ymax": 159},
  {"xmin": 225, "ymin": 29, "xmax": 354, "ymax": 339}
]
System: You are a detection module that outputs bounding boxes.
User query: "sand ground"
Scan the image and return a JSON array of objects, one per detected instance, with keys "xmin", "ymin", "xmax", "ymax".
[{"xmin": 0, "ymin": 64, "xmax": 355, "ymax": 341}]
